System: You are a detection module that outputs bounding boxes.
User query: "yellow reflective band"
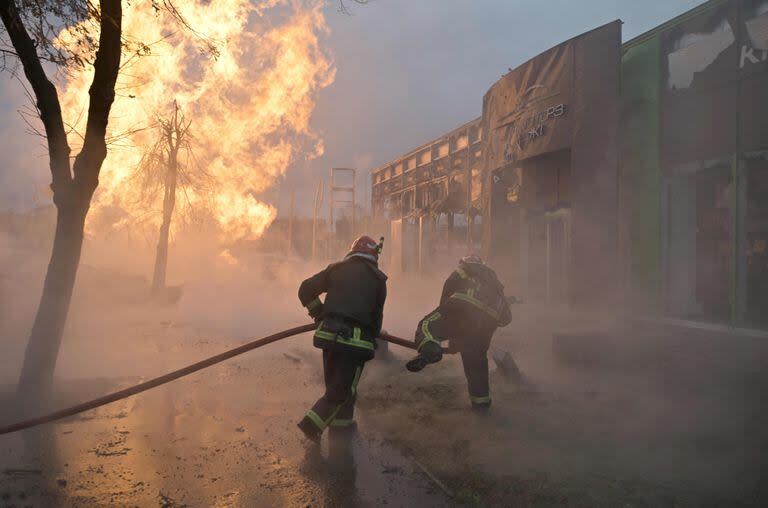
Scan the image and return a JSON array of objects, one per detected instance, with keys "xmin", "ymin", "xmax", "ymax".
[
  {"xmin": 470, "ymin": 395, "xmax": 491, "ymax": 404},
  {"xmin": 306, "ymin": 410, "xmax": 327, "ymax": 430},
  {"xmin": 326, "ymin": 404, "xmax": 343, "ymax": 426},
  {"xmin": 329, "ymin": 418, "xmax": 355, "ymax": 427},
  {"xmin": 315, "ymin": 326, "xmax": 374, "ymax": 351},
  {"xmin": 418, "ymin": 312, "xmax": 443, "ymax": 351},
  {"xmin": 456, "ymin": 267, "xmax": 468, "ymax": 279},
  {"xmin": 418, "ymin": 337, "xmax": 442, "ymax": 351},
  {"xmin": 351, "ymin": 366, "xmax": 362, "ymax": 396},
  {"xmin": 420, "ymin": 312, "xmax": 441, "ymax": 345},
  {"xmin": 315, "ymin": 329, "xmax": 336, "ymax": 340},
  {"xmin": 450, "ymin": 293, "xmax": 500, "ymax": 321},
  {"xmin": 306, "ymin": 297, "xmax": 322, "ymax": 311}
]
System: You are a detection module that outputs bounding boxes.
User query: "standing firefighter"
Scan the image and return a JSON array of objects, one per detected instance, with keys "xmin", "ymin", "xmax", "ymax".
[
  {"xmin": 406, "ymin": 255, "xmax": 511, "ymax": 411},
  {"xmin": 297, "ymin": 235, "xmax": 387, "ymax": 442}
]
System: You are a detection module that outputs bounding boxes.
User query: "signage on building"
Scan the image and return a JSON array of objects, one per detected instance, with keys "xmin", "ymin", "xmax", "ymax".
[
  {"xmin": 483, "ymin": 41, "xmax": 574, "ymax": 167},
  {"xmin": 505, "ymin": 103, "xmax": 567, "ymax": 160}
]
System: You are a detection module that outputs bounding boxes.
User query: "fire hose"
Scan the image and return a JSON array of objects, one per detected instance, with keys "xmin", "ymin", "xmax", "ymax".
[{"xmin": 0, "ymin": 324, "xmax": 450, "ymax": 436}]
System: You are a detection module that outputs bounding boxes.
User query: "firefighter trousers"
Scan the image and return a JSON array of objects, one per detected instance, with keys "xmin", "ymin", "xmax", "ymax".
[
  {"xmin": 301, "ymin": 349, "xmax": 366, "ymax": 433},
  {"xmin": 415, "ymin": 308, "xmax": 492, "ymax": 407},
  {"xmin": 460, "ymin": 349, "xmax": 491, "ymax": 407}
]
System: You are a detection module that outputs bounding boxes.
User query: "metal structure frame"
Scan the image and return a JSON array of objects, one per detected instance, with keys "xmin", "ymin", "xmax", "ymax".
[{"xmin": 330, "ymin": 167, "xmax": 356, "ymax": 234}]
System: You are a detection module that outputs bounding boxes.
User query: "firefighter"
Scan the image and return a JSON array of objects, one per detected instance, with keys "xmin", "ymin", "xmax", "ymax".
[
  {"xmin": 406, "ymin": 255, "xmax": 511, "ymax": 412},
  {"xmin": 297, "ymin": 235, "xmax": 387, "ymax": 442}
]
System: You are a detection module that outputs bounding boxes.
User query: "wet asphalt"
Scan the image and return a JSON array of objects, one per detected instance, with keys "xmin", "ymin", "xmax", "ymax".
[{"xmin": 0, "ymin": 326, "xmax": 452, "ymax": 507}]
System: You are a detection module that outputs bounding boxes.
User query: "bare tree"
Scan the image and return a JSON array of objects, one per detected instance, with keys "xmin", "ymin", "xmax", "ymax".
[
  {"xmin": 133, "ymin": 101, "xmax": 208, "ymax": 294},
  {"xmin": 338, "ymin": 0, "xmax": 370, "ymax": 15},
  {"xmin": 1, "ymin": 0, "xmax": 122, "ymax": 409},
  {"xmin": 1, "ymin": 0, "xmax": 365, "ymax": 411}
]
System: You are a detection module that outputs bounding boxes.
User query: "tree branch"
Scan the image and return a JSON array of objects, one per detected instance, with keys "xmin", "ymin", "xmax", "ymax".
[
  {"xmin": 70, "ymin": 0, "xmax": 121, "ymax": 200},
  {"xmin": 0, "ymin": 0, "xmax": 72, "ymax": 193},
  {"xmin": 338, "ymin": 0, "xmax": 370, "ymax": 15}
]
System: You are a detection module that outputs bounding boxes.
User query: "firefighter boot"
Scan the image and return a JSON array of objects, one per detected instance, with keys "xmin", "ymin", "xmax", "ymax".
[
  {"xmin": 406, "ymin": 341, "xmax": 442, "ymax": 372},
  {"xmin": 471, "ymin": 401, "xmax": 491, "ymax": 415},
  {"xmin": 297, "ymin": 418, "xmax": 322, "ymax": 444},
  {"xmin": 329, "ymin": 420, "xmax": 358, "ymax": 437}
]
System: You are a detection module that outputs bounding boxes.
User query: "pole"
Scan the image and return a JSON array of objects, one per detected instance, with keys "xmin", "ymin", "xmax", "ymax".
[
  {"xmin": 352, "ymin": 169, "xmax": 357, "ymax": 236},
  {"xmin": 466, "ymin": 130, "xmax": 473, "ymax": 250},
  {"xmin": 418, "ymin": 214, "xmax": 424, "ymax": 274},
  {"xmin": 329, "ymin": 168, "xmax": 335, "ymax": 234},
  {"xmin": 287, "ymin": 190, "xmax": 295, "ymax": 254},
  {"xmin": 312, "ymin": 180, "xmax": 323, "ymax": 261}
]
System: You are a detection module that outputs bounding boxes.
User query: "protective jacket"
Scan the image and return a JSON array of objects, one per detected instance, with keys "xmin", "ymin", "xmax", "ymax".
[
  {"xmin": 441, "ymin": 261, "xmax": 511, "ymax": 328},
  {"xmin": 298, "ymin": 254, "xmax": 387, "ymax": 360},
  {"xmin": 410, "ymin": 261, "xmax": 511, "ymax": 408}
]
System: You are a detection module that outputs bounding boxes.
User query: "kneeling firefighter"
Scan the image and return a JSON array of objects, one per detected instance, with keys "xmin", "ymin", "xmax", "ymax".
[
  {"xmin": 297, "ymin": 235, "xmax": 387, "ymax": 442},
  {"xmin": 407, "ymin": 255, "xmax": 511, "ymax": 411}
]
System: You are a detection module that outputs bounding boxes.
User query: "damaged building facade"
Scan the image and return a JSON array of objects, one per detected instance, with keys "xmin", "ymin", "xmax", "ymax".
[{"xmin": 371, "ymin": 0, "xmax": 768, "ymax": 330}]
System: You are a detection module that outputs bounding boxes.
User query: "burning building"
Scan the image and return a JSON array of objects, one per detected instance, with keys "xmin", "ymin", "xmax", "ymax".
[{"xmin": 371, "ymin": 0, "xmax": 768, "ymax": 330}]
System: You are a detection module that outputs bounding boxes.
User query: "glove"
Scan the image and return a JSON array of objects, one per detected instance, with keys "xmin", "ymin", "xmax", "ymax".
[
  {"xmin": 308, "ymin": 303, "xmax": 324, "ymax": 323},
  {"xmin": 420, "ymin": 340, "xmax": 443, "ymax": 363}
]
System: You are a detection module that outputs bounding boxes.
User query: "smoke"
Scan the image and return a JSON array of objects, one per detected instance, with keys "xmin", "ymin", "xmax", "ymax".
[
  {"xmin": 57, "ymin": 0, "xmax": 334, "ymax": 245},
  {"xmin": 1, "ymin": 213, "xmax": 765, "ymax": 505}
]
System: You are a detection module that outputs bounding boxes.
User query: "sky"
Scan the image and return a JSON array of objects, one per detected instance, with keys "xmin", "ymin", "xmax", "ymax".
[
  {"xmin": 0, "ymin": 0, "xmax": 704, "ymax": 216},
  {"xmin": 292, "ymin": 0, "xmax": 704, "ymax": 216}
]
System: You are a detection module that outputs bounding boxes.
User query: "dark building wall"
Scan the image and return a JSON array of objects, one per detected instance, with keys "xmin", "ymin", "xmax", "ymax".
[
  {"xmin": 623, "ymin": 0, "xmax": 768, "ymax": 328},
  {"xmin": 368, "ymin": 0, "xmax": 768, "ymax": 327},
  {"xmin": 482, "ymin": 21, "xmax": 622, "ymax": 306},
  {"xmin": 569, "ymin": 21, "xmax": 622, "ymax": 306}
]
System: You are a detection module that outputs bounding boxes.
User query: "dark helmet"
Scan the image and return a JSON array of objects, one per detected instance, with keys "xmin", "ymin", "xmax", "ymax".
[{"xmin": 460, "ymin": 254, "xmax": 484, "ymax": 265}]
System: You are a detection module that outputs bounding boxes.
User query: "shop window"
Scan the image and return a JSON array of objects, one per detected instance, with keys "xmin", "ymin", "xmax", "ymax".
[
  {"xmin": 666, "ymin": 165, "xmax": 733, "ymax": 323},
  {"xmin": 744, "ymin": 158, "xmax": 768, "ymax": 328}
]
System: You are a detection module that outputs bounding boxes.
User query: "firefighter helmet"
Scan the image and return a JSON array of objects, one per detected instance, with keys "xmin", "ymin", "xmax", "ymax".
[
  {"xmin": 348, "ymin": 235, "xmax": 381, "ymax": 262},
  {"xmin": 460, "ymin": 254, "xmax": 484, "ymax": 265}
]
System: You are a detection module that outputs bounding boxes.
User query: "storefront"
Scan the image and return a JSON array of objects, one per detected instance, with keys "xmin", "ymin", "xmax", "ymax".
[
  {"xmin": 623, "ymin": 0, "xmax": 768, "ymax": 328},
  {"xmin": 483, "ymin": 21, "xmax": 622, "ymax": 307},
  {"xmin": 370, "ymin": 0, "xmax": 767, "ymax": 329}
]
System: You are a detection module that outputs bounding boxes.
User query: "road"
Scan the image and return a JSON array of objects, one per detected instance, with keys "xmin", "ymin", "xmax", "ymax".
[{"xmin": 0, "ymin": 322, "xmax": 452, "ymax": 507}]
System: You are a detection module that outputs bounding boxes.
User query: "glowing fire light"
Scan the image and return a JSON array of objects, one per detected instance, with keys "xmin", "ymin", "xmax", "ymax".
[{"xmin": 58, "ymin": 0, "xmax": 334, "ymax": 241}]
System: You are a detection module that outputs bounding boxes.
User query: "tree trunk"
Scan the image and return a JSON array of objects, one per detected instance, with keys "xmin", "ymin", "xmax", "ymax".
[
  {"xmin": 151, "ymin": 151, "xmax": 178, "ymax": 293},
  {"xmin": 16, "ymin": 201, "xmax": 87, "ymax": 405},
  {"xmin": 3, "ymin": 0, "xmax": 123, "ymax": 410}
]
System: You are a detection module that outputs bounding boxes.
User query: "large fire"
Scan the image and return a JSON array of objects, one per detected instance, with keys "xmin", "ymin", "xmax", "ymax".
[{"xmin": 58, "ymin": 0, "xmax": 334, "ymax": 241}]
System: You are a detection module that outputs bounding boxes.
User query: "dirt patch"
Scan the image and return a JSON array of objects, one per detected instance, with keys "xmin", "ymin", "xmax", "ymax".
[{"xmin": 360, "ymin": 338, "xmax": 768, "ymax": 507}]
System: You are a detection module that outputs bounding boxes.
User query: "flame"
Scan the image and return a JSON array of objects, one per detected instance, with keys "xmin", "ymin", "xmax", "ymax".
[
  {"xmin": 218, "ymin": 248, "xmax": 240, "ymax": 267},
  {"xmin": 57, "ymin": 0, "xmax": 334, "ymax": 241}
]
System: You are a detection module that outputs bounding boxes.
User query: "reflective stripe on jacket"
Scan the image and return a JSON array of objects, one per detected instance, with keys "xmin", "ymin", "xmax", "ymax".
[
  {"xmin": 441, "ymin": 262, "xmax": 511, "ymax": 327},
  {"xmin": 314, "ymin": 319, "xmax": 375, "ymax": 353}
]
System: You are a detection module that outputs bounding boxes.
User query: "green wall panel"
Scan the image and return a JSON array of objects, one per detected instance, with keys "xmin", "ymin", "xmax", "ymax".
[{"xmin": 621, "ymin": 36, "xmax": 661, "ymax": 302}]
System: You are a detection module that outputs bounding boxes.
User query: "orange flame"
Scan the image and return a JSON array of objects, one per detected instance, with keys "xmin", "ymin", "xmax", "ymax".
[{"xmin": 58, "ymin": 0, "xmax": 334, "ymax": 241}]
